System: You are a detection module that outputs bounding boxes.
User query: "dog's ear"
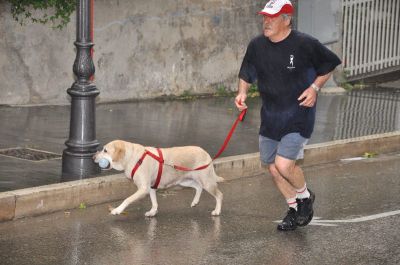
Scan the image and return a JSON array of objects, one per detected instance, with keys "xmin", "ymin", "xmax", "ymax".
[{"xmin": 112, "ymin": 141, "xmax": 126, "ymax": 162}]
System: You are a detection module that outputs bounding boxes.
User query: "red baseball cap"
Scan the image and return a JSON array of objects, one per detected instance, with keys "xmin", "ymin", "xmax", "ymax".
[{"xmin": 258, "ymin": 0, "xmax": 294, "ymax": 17}]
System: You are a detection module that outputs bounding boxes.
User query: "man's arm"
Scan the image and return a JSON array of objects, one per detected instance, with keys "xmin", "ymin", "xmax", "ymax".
[
  {"xmin": 235, "ymin": 78, "xmax": 251, "ymax": 111},
  {"xmin": 313, "ymin": 72, "xmax": 333, "ymax": 92},
  {"xmin": 298, "ymin": 71, "xmax": 333, "ymax": 107}
]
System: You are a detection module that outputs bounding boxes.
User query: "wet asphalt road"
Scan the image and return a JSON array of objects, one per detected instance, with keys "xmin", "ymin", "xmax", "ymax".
[{"xmin": 1, "ymin": 152, "xmax": 399, "ymax": 265}]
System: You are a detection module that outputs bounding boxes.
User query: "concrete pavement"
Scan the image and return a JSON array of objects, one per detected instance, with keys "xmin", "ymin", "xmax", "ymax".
[{"xmin": 0, "ymin": 151, "xmax": 399, "ymax": 265}]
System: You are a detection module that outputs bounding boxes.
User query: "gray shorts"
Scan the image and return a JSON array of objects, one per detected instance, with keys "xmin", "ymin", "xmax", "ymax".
[{"xmin": 259, "ymin": 133, "xmax": 309, "ymax": 164}]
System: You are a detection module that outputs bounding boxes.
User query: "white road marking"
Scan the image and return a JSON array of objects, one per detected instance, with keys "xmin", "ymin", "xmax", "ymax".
[
  {"xmin": 275, "ymin": 210, "xmax": 400, "ymax": 227},
  {"xmin": 311, "ymin": 210, "xmax": 400, "ymax": 226}
]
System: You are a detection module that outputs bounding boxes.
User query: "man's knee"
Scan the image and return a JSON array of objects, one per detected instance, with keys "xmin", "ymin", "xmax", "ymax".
[
  {"xmin": 268, "ymin": 164, "xmax": 277, "ymax": 176},
  {"xmin": 268, "ymin": 164, "xmax": 282, "ymax": 182},
  {"xmin": 274, "ymin": 157, "xmax": 295, "ymax": 178}
]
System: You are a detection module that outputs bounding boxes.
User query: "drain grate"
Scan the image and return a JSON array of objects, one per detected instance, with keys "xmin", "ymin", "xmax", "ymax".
[{"xmin": 0, "ymin": 147, "xmax": 61, "ymax": 161}]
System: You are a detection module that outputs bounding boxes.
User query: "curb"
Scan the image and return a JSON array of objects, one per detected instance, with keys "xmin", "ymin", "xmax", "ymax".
[{"xmin": 1, "ymin": 131, "xmax": 399, "ymax": 222}]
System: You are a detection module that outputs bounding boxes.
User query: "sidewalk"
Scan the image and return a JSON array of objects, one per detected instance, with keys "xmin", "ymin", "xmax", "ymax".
[{"xmin": 0, "ymin": 85, "xmax": 399, "ymax": 192}]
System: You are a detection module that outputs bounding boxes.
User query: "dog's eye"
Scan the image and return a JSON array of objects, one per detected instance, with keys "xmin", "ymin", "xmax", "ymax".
[{"xmin": 104, "ymin": 148, "xmax": 107, "ymax": 153}]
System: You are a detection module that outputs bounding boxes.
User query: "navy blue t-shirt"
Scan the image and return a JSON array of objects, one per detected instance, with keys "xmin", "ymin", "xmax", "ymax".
[{"xmin": 239, "ymin": 30, "xmax": 341, "ymax": 140}]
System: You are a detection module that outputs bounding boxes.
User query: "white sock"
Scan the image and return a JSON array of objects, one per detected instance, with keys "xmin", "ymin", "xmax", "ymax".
[
  {"xmin": 286, "ymin": 197, "xmax": 297, "ymax": 210},
  {"xmin": 296, "ymin": 184, "xmax": 310, "ymax": 199}
]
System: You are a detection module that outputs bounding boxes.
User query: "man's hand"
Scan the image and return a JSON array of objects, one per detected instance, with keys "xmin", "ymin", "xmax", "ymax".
[
  {"xmin": 298, "ymin": 87, "xmax": 317, "ymax": 107},
  {"xmin": 235, "ymin": 79, "xmax": 250, "ymax": 111},
  {"xmin": 235, "ymin": 93, "xmax": 248, "ymax": 111}
]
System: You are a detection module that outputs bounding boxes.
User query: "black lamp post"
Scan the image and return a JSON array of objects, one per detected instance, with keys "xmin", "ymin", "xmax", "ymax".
[{"xmin": 62, "ymin": 0, "xmax": 100, "ymax": 180}]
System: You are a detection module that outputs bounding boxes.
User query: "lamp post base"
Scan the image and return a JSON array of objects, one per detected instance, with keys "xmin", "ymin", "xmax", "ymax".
[{"xmin": 61, "ymin": 150, "xmax": 100, "ymax": 182}]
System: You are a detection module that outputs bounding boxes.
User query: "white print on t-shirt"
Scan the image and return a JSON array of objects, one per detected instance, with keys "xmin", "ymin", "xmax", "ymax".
[{"xmin": 287, "ymin": 54, "xmax": 295, "ymax": 69}]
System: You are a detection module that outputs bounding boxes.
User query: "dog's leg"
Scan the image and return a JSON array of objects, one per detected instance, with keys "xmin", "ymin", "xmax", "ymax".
[
  {"xmin": 111, "ymin": 188, "xmax": 148, "ymax": 215},
  {"xmin": 190, "ymin": 183, "xmax": 203, "ymax": 208},
  {"xmin": 145, "ymin": 189, "xmax": 158, "ymax": 217},
  {"xmin": 204, "ymin": 184, "xmax": 223, "ymax": 216},
  {"xmin": 179, "ymin": 179, "xmax": 203, "ymax": 207}
]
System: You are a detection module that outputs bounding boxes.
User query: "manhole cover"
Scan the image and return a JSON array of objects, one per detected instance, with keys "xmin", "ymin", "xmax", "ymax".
[{"xmin": 0, "ymin": 148, "xmax": 61, "ymax": 161}]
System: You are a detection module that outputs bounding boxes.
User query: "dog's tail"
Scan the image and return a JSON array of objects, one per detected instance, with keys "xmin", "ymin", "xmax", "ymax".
[{"xmin": 216, "ymin": 176, "xmax": 225, "ymax": 183}]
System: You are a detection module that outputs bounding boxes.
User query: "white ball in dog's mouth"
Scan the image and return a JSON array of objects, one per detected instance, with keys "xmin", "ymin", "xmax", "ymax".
[{"xmin": 98, "ymin": 158, "xmax": 110, "ymax": 169}]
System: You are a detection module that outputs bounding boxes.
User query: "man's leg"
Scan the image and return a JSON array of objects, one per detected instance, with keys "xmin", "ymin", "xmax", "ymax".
[
  {"xmin": 260, "ymin": 135, "xmax": 297, "ymax": 230},
  {"xmin": 269, "ymin": 156, "xmax": 306, "ymax": 231},
  {"xmin": 266, "ymin": 133, "xmax": 314, "ymax": 230},
  {"xmin": 273, "ymin": 155, "xmax": 315, "ymax": 223},
  {"xmin": 268, "ymin": 163, "xmax": 297, "ymax": 206}
]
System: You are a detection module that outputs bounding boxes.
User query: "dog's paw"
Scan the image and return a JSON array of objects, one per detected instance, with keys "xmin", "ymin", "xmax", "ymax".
[
  {"xmin": 110, "ymin": 207, "xmax": 123, "ymax": 215},
  {"xmin": 211, "ymin": 210, "xmax": 221, "ymax": 216},
  {"xmin": 191, "ymin": 201, "xmax": 199, "ymax": 207},
  {"xmin": 145, "ymin": 209, "xmax": 158, "ymax": 217}
]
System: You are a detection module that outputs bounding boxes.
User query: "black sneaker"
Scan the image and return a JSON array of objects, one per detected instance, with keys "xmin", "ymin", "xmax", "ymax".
[
  {"xmin": 277, "ymin": 208, "xmax": 298, "ymax": 231},
  {"xmin": 296, "ymin": 189, "xmax": 315, "ymax": 226}
]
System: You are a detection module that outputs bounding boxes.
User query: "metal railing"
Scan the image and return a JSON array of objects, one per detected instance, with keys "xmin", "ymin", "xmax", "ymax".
[{"xmin": 342, "ymin": 0, "xmax": 400, "ymax": 79}]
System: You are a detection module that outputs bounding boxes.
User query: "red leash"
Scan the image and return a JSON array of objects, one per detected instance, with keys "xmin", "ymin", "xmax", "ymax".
[
  {"xmin": 173, "ymin": 108, "xmax": 247, "ymax": 171},
  {"xmin": 131, "ymin": 108, "xmax": 247, "ymax": 189}
]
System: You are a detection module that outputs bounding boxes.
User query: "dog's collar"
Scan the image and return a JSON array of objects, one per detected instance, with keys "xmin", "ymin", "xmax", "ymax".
[{"xmin": 130, "ymin": 148, "xmax": 164, "ymax": 189}]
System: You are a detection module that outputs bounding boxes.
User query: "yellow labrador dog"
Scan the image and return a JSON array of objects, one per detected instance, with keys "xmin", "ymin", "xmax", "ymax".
[{"xmin": 93, "ymin": 140, "xmax": 224, "ymax": 217}]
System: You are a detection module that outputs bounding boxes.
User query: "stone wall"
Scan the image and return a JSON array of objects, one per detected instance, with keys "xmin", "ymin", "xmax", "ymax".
[{"xmin": 0, "ymin": 0, "xmax": 261, "ymax": 105}]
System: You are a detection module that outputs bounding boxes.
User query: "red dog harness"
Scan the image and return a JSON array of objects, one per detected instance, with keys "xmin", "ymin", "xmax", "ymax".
[
  {"xmin": 130, "ymin": 148, "xmax": 164, "ymax": 189},
  {"xmin": 130, "ymin": 108, "xmax": 247, "ymax": 189}
]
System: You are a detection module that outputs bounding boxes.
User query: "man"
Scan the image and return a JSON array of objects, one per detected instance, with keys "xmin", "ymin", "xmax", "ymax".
[{"xmin": 235, "ymin": 0, "xmax": 341, "ymax": 231}]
